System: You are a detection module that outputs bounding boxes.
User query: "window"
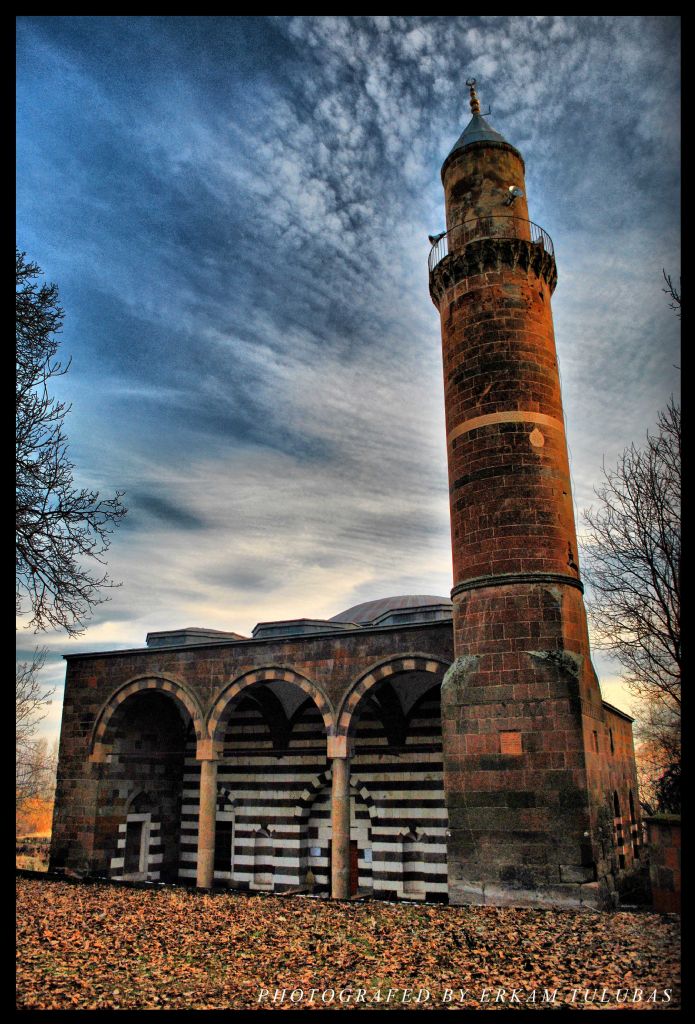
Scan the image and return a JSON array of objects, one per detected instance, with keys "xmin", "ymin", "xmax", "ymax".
[{"xmin": 629, "ymin": 790, "xmax": 639, "ymax": 861}]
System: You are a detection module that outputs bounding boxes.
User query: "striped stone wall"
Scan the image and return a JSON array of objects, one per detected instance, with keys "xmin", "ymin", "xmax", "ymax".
[{"xmin": 177, "ymin": 678, "xmax": 448, "ymax": 900}]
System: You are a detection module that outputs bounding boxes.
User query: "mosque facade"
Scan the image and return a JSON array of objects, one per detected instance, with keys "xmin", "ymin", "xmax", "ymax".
[{"xmin": 49, "ymin": 85, "xmax": 642, "ymax": 908}]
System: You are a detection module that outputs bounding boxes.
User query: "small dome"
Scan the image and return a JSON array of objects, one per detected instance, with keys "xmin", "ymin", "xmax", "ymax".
[{"xmin": 330, "ymin": 594, "xmax": 452, "ymax": 626}]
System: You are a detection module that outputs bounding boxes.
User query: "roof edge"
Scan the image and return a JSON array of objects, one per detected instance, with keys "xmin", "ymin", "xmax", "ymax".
[
  {"xmin": 62, "ymin": 616, "xmax": 454, "ymax": 660},
  {"xmin": 602, "ymin": 699, "xmax": 635, "ymax": 724}
]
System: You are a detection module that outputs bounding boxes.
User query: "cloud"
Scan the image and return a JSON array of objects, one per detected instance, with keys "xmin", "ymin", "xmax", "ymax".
[
  {"xmin": 126, "ymin": 492, "xmax": 208, "ymax": 531},
  {"xmin": 16, "ymin": 16, "xmax": 679, "ymax": 744}
]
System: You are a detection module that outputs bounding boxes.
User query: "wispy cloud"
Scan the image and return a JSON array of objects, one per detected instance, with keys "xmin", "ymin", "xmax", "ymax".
[{"xmin": 16, "ymin": 16, "xmax": 679, "ymax": 741}]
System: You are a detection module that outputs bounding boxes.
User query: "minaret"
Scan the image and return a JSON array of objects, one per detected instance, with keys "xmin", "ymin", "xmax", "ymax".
[{"xmin": 431, "ymin": 81, "xmax": 606, "ymax": 907}]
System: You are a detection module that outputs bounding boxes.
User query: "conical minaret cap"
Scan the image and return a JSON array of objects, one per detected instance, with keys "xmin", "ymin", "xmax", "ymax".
[
  {"xmin": 446, "ymin": 112, "xmax": 508, "ymax": 156},
  {"xmin": 443, "ymin": 79, "xmax": 510, "ymax": 166}
]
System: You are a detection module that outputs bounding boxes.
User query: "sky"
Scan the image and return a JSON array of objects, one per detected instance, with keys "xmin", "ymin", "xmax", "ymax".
[{"xmin": 16, "ymin": 16, "xmax": 680, "ymax": 745}]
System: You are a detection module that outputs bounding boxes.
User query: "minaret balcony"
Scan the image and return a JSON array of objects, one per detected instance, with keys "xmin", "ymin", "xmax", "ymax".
[{"xmin": 428, "ymin": 216, "xmax": 554, "ymax": 274}]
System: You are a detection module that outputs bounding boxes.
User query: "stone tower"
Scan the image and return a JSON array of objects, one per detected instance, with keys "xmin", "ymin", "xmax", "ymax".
[{"xmin": 430, "ymin": 81, "xmax": 608, "ymax": 907}]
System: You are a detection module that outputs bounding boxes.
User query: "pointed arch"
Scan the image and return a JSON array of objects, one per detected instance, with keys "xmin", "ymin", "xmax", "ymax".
[
  {"xmin": 336, "ymin": 654, "xmax": 450, "ymax": 738},
  {"xmin": 207, "ymin": 666, "xmax": 335, "ymax": 745},
  {"xmin": 252, "ymin": 825, "xmax": 274, "ymax": 889},
  {"xmin": 349, "ymin": 776, "xmax": 378, "ymax": 824},
  {"xmin": 405, "ymin": 679, "xmax": 445, "ymax": 732},
  {"xmin": 89, "ymin": 674, "xmax": 206, "ymax": 757},
  {"xmin": 294, "ymin": 769, "xmax": 332, "ymax": 820}
]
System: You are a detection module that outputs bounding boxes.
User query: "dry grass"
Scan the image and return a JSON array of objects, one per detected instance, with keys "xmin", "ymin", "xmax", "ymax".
[{"xmin": 16, "ymin": 855, "xmax": 48, "ymax": 872}]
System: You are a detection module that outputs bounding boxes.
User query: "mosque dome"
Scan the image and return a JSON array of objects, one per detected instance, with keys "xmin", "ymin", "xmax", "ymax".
[{"xmin": 330, "ymin": 594, "xmax": 452, "ymax": 628}]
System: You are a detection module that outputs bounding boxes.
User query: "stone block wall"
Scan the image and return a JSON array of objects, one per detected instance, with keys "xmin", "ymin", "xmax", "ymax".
[
  {"xmin": 583, "ymin": 703, "xmax": 643, "ymax": 902},
  {"xmin": 645, "ymin": 816, "xmax": 681, "ymax": 914},
  {"xmin": 442, "ymin": 629, "xmax": 601, "ymax": 907}
]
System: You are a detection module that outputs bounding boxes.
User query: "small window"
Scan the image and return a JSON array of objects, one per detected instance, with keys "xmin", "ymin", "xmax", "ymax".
[
  {"xmin": 500, "ymin": 730, "xmax": 522, "ymax": 755},
  {"xmin": 609, "ymin": 728, "xmax": 615, "ymax": 754},
  {"xmin": 592, "ymin": 730, "xmax": 599, "ymax": 753}
]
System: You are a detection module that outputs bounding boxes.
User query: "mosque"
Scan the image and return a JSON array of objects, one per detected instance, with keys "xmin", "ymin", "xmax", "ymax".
[{"xmin": 49, "ymin": 83, "xmax": 641, "ymax": 908}]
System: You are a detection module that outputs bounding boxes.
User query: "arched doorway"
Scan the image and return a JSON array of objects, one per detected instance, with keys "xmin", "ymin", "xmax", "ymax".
[
  {"xmin": 401, "ymin": 828, "xmax": 422, "ymax": 898},
  {"xmin": 117, "ymin": 791, "xmax": 158, "ymax": 881},
  {"xmin": 305, "ymin": 780, "xmax": 331, "ymax": 892}
]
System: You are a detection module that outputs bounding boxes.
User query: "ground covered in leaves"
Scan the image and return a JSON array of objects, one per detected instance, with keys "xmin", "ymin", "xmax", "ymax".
[{"xmin": 16, "ymin": 876, "xmax": 679, "ymax": 1011}]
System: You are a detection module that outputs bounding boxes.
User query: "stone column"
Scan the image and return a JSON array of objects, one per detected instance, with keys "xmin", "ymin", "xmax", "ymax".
[
  {"xmin": 196, "ymin": 740, "xmax": 218, "ymax": 888},
  {"xmin": 329, "ymin": 737, "xmax": 351, "ymax": 899}
]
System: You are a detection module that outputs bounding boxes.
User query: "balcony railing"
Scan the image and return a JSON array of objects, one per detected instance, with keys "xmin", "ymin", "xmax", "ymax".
[{"xmin": 428, "ymin": 216, "xmax": 554, "ymax": 274}]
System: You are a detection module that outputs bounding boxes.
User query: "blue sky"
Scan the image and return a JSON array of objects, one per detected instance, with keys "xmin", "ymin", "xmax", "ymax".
[{"xmin": 16, "ymin": 16, "xmax": 680, "ymax": 743}]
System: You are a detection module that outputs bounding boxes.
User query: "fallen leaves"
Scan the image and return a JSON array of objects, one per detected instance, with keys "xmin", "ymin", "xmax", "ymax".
[{"xmin": 16, "ymin": 878, "xmax": 680, "ymax": 1010}]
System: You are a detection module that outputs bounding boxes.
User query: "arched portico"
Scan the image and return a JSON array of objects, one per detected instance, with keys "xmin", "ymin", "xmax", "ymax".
[{"xmin": 293, "ymin": 770, "xmax": 377, "ymax": 896}]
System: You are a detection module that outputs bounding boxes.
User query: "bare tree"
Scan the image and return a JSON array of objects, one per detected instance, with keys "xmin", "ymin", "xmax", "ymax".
[
  {"xmin": 662, "ymin": 268, "xmax": 681, "ymax": 318},
  {"xmin": 16, "ymin": 249, "xmax": 127, "ymax": 635},
  {"xmin": 16, "ymin": 648, "xmax": 56, "ymax": 816},
  {"xmin": 582, "ymin": 398, "xmax": 680, "ymax": 801}
]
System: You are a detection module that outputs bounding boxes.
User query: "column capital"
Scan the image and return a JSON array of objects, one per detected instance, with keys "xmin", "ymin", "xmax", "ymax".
[
  {"xmin": 195, "ymin": 738, "xmax": 222, "ymax": 761},
  {"xmin": 327, "ymin": 735, "xmax": 353, "ymax": 759}
]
